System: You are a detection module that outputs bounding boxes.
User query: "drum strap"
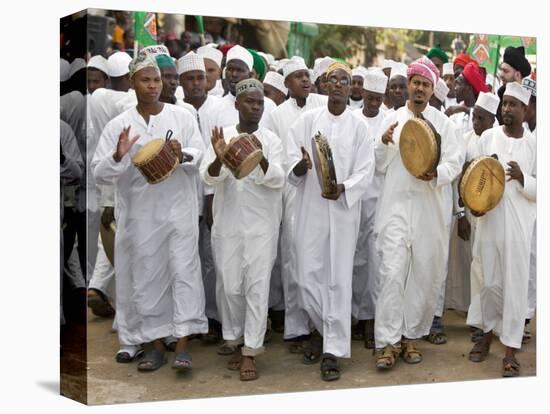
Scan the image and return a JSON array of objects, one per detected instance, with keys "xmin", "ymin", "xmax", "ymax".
[{"xmin": 165, "ymin": 129, "xmax": 173, "ymax": 141}]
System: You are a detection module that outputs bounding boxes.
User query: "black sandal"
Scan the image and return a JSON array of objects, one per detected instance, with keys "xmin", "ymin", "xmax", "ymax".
[
  {"xmin": 320, "ymin": 353, "xmax": 340, "ymax": 381},
  {"xmin": 137, "ymin": 346, "xmax": 166, "ymax": 372}
]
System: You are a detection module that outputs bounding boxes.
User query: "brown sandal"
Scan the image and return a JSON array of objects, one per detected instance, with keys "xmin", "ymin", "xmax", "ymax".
[
  {"xmin": 375, "ymin": 344, "xmax": 401, "ymax": 370},
  {"xmin": 469, "ymin": 340, "xmax": 490, "ymax": 363},
  {"xmin": 401, "ymin": 341, "xmax": 422, "ymax": 364},
  {"xmin": 239, "ymin": 356, "xmax": 258, "ymax": 381},
  {"xmin": 502, "ymin": 357, "xmax": 520, "ymax": 377}
]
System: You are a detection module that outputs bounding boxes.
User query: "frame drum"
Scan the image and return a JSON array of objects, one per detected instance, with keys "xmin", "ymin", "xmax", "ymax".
[{"xmin": 459, "ymin": 156, "xmax": 505, "ymax": 214}]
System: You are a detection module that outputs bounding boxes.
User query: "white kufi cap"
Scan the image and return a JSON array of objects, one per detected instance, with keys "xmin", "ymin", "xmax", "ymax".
[
  {"xmin": 263, "ymin": 71, "xmax": 288, "ymax": 95},
  {"xmin": 87, "ymin": 55, "xmax": 108, "ymax": 75},
  {"xmin": 177, "ymin": 52, "xmax": 206, "ymax": 75},
  {"xmin": 107, "ymin": 51, "xmax": 132, "ymax": 77},
  {"xmin": 363, "ymin": 70, "xmax": 388, "ymax": 94},
  {"xmin": 197, "ymin": 45, "xmax": 223, "ymax": 68},
  {"xmin": 352, "ymin": 66, "xmax": 368, "ymax": 79},
  {"xmin": 475, "ymin": 92, "xmax": 500, "ymax": 115},
  {"xmin": 226, "ymin": 45, "xmax": 254, "ymax": 71},
  {"xmin": 389, "ymin": 62, "xmax": 408, "ymax": 80},
  {"xmin": 313, "ymin": 57, "xmax": 336, "ymax": 82},
  {"xmin": 504, "ymin": 81, "xmax": 530, "ymax": 105},
  {"xmin": 283, "ymin": 56, "xmax": 308, "ymax": 79}
]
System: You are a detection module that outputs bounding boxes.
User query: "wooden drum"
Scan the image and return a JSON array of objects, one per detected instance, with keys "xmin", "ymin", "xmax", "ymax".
[
  {"xmin": 132, "ymin": 138, "xmax": 179, "ymax": 184},
  {"xmin": 459, "ymin": 156, "xmax": 505, "ymax": 214},
  {"xmin": 399, "ymin": 117, "xmax": 441, "ymax": 177},
  {"xmin": 311, "ymin": 132, "xmax": 338, "ymax": 198},
  {"xmin": 222, "ymin": 133, "xmax": 263, "ymax": 179}
]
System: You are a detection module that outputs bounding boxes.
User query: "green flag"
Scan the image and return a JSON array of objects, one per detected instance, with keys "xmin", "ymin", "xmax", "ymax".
[
  {"xmin": 499, "ymin": 35, "xmax": 536, "ymax": 54},
  {"xmin": 134, "ymin": 11, "xmax": 157, "ymax": 48},
  {"xmin": 466, "ymin": 34, "xmax": 500, "ymax": 75}
]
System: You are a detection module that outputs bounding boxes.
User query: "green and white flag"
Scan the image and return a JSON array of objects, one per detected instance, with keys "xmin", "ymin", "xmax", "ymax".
[{"xmin": 134, "ymin": 11, "xmax": 157, "ymax": 48}]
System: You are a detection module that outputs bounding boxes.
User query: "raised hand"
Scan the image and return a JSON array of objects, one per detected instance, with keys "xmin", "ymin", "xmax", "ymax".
[
  {"xmin": 382, "ymin": 121, "xmax": 398, "ymax": 145},
  {"xmin": 211, "ymin": 127, "xmax": 227, "ymax": 161},
  {"xmin": 114, "ymin": 126, "xmax": 140, "ymax": 162}
]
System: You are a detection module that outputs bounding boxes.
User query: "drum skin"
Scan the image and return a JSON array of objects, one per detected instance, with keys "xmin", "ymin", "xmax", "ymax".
[
  {"xmin": 399, "ymin": 117, "xmax": 441, "ymax": 177},
  {"xmin": 459, "ymin": 156, "xmax": 505, "ymax": 214},
  {"xmin": 222, "ymin": 133, "xmax": 263, "ymax": 179},
  {"xmin": 311, "ymin": 132, "xmax": 338, "ymax": 198},
  {"xmin": 132, "ymin": 138, "xmax": 179, "ymax": 184}
]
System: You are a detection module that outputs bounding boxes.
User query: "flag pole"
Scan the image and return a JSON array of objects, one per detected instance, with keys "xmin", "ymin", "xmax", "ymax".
[
  {"xmin": 493, "ymin": 35, "xmax": 501, "ymax": 91},
  {"xmin": 133, "ymin": 12, "xmax": 138, "ymax": 58},
  {"xmin": 196, "ymin": 16, "xmax": 205, "ymax": 46}
]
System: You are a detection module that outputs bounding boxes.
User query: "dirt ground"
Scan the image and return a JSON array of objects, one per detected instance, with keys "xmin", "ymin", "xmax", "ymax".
[{"xmin": 69, "ymin": 309, "xmax": 537, "ymax": 406}]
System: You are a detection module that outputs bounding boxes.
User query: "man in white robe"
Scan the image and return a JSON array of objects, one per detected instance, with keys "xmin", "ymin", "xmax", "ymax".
[
  {"xmin": 521, "ymin": 77, "xmax": 536, "ymax": 344},
  {"xmin": 197, "ymin": 45, "xmax": 225, "ymax": 97},
  {"xmin": 263, "ymin": 56, "xmax": 328, "ymax": 351},
  {"xmin": 446, "ymin": 92, "xmax": 500, "ymax": 315},
  {"xmin": 373, "ymin": 57, "xmax": 461, "ymax": 369},
  {"xmin": 442, "ymin": 62, "xmax": 457, "ymax": 109},
  {"xmin": 349, "ymin": 67, "xmax": 367, "ymax": 110},
  {"xmin": 201, "ymin": 78, "xmax": 284, "ymax": 381},
  {"xmin": 213, "ymin": 45, "xmax": 276, "ymax": 129},
  {"xmin": 351, "ymin": 69, "xmax": 387, "ymax": 348},
  {"xmin": 92, "ymin": 55, "xmax": 208, "ymax": 373},
  {"xmin": 287, "ymin": 63, "xmax": 374, "ymax": 381},
  {"xmin": 178, "ymin": 51, "xmax": 224, "ymax": 343},
  {"xmin": 466, "ymin": 82, "xmax": 536, "ymax": 377}
]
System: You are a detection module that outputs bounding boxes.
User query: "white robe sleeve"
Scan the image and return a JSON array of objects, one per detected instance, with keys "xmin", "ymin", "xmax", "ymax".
[
  {"xmin": 343, "ymin": 119, "xmax": 375, "ymax": 209},
  {"xmin": 374, "ymin": 114, "xmax": 400, "ymax": 174},
  {"xmin": 254, "ymin": 132, "xmax": 285, "ymax": 189},
  {"xmin": 91, "ymin": 120, "xmax": 132, "ymax": 185},
  {"xmin": 519, "ymin": 139, "xmax": 537, "ymax": 201},
  {"xmin": 434, "ymin": 118, "xmax": 462, "ymax": 188},
  {"xmin": 286, "ymin": 115, "xmax": 308, "ymax": 187},
  {"xmin": 179, "ymin": 111, "xmax": 205, "ymax": 173}
]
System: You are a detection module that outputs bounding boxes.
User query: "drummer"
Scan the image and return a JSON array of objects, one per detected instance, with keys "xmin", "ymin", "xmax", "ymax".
[
  {"xmin": 263, "ymin": 56, "xmax": 328, "ymax": 353},
  {"xmin": 447, "ymin": 91, "xmax": 500, "ymax": 343},
  {"xmin": 466, "ymin": 82, "xmax": 536, "ymax": 377},
  {"xmin": 200, "ymin": 78, "xmax": 285, "ymax": 381},
  {"xmin": 286, "ymin": 62, "xmax": 374, "ymax": 381},
  {"xmin": 92, "ymin": 54, "xmax": 208, "ymax": 373},
  {"xmin": 373, "ymin": 56, "xmax": 462, "ymax": 370}
]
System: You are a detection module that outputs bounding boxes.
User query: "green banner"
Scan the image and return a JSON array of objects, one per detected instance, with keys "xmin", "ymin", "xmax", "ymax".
[
  {"xmin": 467, "ymin": 34, "xmax": 500, "ymax": 75},
  {"xmin": 134, "ymin": 11, "xmax": 157, "ymax": 48}
]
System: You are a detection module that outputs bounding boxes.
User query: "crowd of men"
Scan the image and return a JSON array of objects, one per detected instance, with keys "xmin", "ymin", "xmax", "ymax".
[{"xmin": 60, "ymin": 35, "xmax": 536, "ymax": 383}]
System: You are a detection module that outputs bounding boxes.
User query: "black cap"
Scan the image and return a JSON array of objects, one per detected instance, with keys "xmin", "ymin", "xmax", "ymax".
[{"xmin": 503, "ymin": 46, "xmax": 532, "ymax": 78}]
